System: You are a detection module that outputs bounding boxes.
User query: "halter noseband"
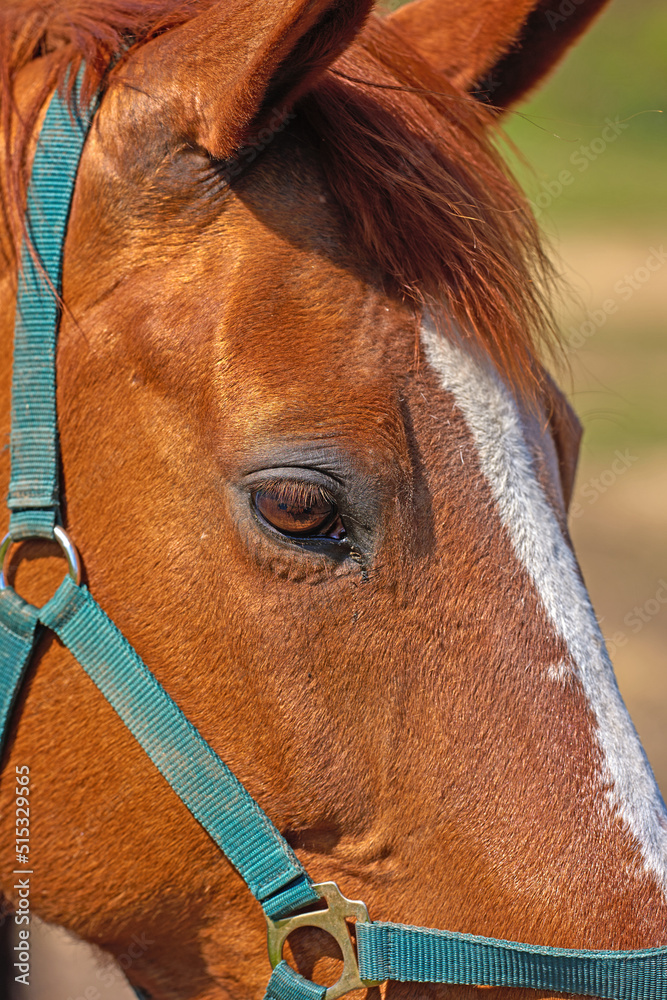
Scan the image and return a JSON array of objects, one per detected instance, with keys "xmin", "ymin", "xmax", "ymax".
[{"xmin": 1, "ymin": 73, "xmax": 665, "ymax": 1000}]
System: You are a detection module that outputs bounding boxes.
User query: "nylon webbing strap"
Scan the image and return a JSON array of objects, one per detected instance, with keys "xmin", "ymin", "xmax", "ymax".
[
  {"xmin": 8, "ymin": 75, "xmax": 96, "ymax": 540},
  {"xmin": 357, "ymin": 922, "xmax": 667, "ymax": 1000},
  {"xmin": 263, "ymin": 963, "xmax": 326, "ymax": 1000},
  {"xmin": 0, "ymin": 589, "xmax": 40, "ymax": 760},
  {"xmin": 37, "ymin": 575, "xmax": 318, "ymax": 918}
]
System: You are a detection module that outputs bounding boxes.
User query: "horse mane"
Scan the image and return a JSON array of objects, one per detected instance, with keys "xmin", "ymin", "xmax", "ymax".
[{"xmin": 0, "ymin": 0, "xmax": 560, "ymax": 393}]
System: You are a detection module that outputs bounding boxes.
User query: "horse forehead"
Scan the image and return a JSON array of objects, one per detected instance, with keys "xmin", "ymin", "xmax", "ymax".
[
  {"xmin": 212, "ymin": 277, "xmax": 563, "ymax": 505},
  {"xmin": 215, "ymin": 254, "xmax": 417, "ymax": 432}
]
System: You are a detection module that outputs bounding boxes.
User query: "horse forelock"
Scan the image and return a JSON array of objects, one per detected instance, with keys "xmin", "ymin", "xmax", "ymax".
[
  {"xmin": 307, "ymin": 17, "xmax": 561, "ymax": 395},
  {"xmin": 1, "ymin": 0, "xmax": 562, "ymax": 400}
]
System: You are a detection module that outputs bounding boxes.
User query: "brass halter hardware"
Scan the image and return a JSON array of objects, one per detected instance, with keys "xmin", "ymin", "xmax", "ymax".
[{"xmin": 265, "ymin": 882, "xmax": 382, "ymax": 1000}]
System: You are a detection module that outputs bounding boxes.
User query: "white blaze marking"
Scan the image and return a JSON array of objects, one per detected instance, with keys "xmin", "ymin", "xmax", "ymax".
[
  {"xmin": 421, "ymin": 319, "xmax": 667, "ymax": 895},
  {"xmin": 547, "ymin": 660, "xmax": 571, "ymax": 683}
]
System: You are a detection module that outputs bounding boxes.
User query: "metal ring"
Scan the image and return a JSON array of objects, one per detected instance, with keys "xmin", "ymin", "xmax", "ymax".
[{"xmin": 0, "ymin": 526, "xmax": 82, "ymax": 591}]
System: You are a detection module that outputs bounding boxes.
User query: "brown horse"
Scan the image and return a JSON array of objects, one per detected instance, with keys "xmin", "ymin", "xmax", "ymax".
[{"xmin": 1, "ymin": 1, "xmax": 666, "ymax": 999}]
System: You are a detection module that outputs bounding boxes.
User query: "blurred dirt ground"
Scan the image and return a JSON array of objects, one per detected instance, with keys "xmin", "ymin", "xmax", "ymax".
[{"xmin": 5, "ymin": 918, "xmax": 137, "ymax": 1000}]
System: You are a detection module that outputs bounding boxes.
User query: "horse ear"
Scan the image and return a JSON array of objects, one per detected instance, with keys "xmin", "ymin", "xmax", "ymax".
[
  {"xmin": 543, "ymin": 376, "xmax": 582, "ymax": 512},
  {"xmin": 123, "ymin": 0, "xmax": 373, "ymax": 159},
  {"xmin": 386, "ymin": 0, "xmax": 610, "ymax": 109}
]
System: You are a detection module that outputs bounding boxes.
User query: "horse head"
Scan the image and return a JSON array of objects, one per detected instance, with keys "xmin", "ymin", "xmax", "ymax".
[{"xmin": 1, "ymin": 1, "xmax": 665, "ymax": 998}]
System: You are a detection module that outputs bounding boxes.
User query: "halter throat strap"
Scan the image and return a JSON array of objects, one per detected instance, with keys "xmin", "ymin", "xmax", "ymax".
[{"xmin": 1, "ymin": 73, "xmax": 666, "ymax": 1000}]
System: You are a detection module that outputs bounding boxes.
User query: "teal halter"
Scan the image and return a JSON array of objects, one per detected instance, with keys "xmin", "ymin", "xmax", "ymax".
[{"xmin": 1, "ymin": 74, "xmax": 666, "ymax": 1000}]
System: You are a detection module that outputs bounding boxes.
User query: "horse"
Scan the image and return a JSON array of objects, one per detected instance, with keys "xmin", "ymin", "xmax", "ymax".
[{"xmin": 1, "ymin": 1, "xmax": 666, "ymax": 999}]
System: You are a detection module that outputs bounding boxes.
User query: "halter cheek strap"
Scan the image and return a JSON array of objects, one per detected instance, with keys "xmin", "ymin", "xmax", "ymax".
[{"xmin": 1, "ymin": 74, "xmax": 666, "ymax": 1000}]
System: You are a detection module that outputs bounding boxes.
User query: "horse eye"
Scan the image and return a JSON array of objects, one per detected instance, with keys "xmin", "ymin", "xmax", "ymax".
[{"xmin": 252, "ymin": 484, "xmax": 345, "ymax": 539}]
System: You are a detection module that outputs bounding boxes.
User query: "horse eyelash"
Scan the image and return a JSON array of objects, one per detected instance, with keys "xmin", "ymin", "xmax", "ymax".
[{"xmin": 252, "ymin": 478, "xmax": 337, "ymax": 509}]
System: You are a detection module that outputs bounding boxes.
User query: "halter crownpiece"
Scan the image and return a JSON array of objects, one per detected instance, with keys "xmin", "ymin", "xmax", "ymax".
[{"xmin": 1, "ymin": 71, "xmax": 666, "ymax": 1000}]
